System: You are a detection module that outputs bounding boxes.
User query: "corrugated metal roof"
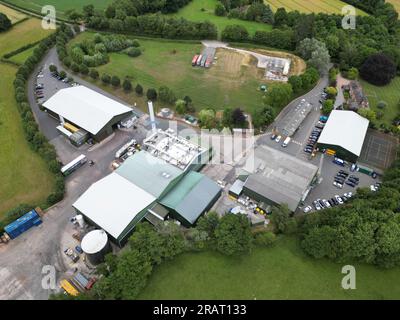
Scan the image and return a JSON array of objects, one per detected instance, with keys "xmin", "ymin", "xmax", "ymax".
[
  {"xmin": 317, "ymin": 110, "xmax": 369, "ymax": 157},
  {"xmin": 43, "ymin": 86, "xmax": 132, "ymax": 135},
  {"xmin": 116, "ymin": 151, "xmax": 184, "ymax": 198},
  {"xmin": 161, "ymin": 173, "xmax": 221, "ymax": 225},
  {"xmin": 73, "ymin": 172, "xmax": 155, "ymax": 239}
]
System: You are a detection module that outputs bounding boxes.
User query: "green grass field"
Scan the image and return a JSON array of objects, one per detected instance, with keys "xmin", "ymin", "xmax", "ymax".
[
  {"xmin": 0, "ymin": 19, "xmax": 55, "ymax": 218},
  {"xmin": 139, "ymin": 236, "xmax": 400, "ymax": 299},
  {"xmin": 0, "ymin": 3, "xmax": 27, "ymax": 23},
  {"xmin": 361, "ymin": 77, "xmax": 400, "ymax": 127},
  {"xmin": 69, "ymin": 32, "xmax": 287, "ymax": 115},
  {"xmin": 171, "ymin": 0, "xmax": 272, "ymax": 36},
  {"xmin": 7, "ymin": 45, "xmax": 37, "ymax": 64},
  {"xmin": 5, "ymin": 0, "xmax": 111, "ymax": 19},
  {"xmin": 265, "ymin": 0, "xmax": 368, "ymax": 15}
]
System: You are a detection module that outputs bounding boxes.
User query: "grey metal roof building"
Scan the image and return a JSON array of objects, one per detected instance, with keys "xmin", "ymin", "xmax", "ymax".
[
  {"xmin": 277, "ymin": 99, "xmax": 313, "ymax": 137},
  {"xmin": 317, "ymin": 110, "xmax": 369, "ymax": 162},
  {"xmin": 242, "ymin": 145, "xmax": 318, "ymax": 211}
]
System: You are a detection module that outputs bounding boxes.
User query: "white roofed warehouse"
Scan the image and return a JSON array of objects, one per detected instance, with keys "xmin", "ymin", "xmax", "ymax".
[
  {"xmin": 43, "ymin": 86, "xmax": 134, "ymax": 141},
  {"xmin": 317, "ymin": 110, "xmax": 369, "ymax": 163}
]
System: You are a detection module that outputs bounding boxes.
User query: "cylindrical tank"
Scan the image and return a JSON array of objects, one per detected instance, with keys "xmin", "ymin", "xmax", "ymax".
[
  {"xmin": 161, "ymin": 108, "xmax": 171, "ymax": 117},
  {"xmin": 81, "ymin": 230, "xmax": 111, "ymax": 265}
]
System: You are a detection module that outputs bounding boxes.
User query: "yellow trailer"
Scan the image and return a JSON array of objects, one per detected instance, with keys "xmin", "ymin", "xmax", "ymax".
[
  {"xmin": 64, "ymin": 122, "xmax": 80, "ymax": 133},
  {"xmin": 60, "ymin": 279, "xmax": 79, "ymax": 297}
]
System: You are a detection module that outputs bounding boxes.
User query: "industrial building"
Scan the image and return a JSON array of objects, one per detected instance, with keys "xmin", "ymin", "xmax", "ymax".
[
  {"xmin": 43, "ymin": 86, "xmax": 134, "ymax": 142},
  {"xmin": 73, "ymin": 129, "xmax": 221, "ymax": 245},
  {"xmin": 240, "ymin": 145, "xmax": 318, "ymax": 212},
  {"xmin": 317, "ymin": 110, "xmax": 369, "ymax": 162},
  {"xmin": 276, "ymin": 99, "xmax": 313, "ymax": 137}
]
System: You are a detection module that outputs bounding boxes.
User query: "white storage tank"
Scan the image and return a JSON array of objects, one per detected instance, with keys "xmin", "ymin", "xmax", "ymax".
[{"xmin": 81, "ymin": 229, "xmax": 111, "ymax": 265}]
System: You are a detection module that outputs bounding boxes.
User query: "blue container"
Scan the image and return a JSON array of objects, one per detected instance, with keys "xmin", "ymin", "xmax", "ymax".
[{"xmin": 4, "ymin": 210, "xmax": 42, "ymax": 239}]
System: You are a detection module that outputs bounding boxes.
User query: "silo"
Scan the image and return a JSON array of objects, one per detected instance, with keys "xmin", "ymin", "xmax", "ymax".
[{"xmin": 81, "ymin": 230, "xmax": 111, "ymax": 265}]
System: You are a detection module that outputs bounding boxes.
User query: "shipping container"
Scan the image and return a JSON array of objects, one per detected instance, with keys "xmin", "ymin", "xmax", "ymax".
[
  {"xmin": 4, "ymin": 210, "xmax": 42, "ymax": 240},
  {"xmin": 196, "ymin": 55, "xmax": 202, "ymax": 66},
  {"xmin": 200, "ymin": 55, "xmax": 207, "ymax": 67}
]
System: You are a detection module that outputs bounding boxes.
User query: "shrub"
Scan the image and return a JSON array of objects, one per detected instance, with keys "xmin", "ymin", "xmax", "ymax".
[
  {"xmin": 111, "ymin": 75, "xmax": 121, "ymax": 87},
  {"xmin": 254, "ymin": 231, "xmax": 277, "ymax": 247},
  {"xmin": 89, "ymin": 69, "xmax": 99, "ymax": 80},
  {"xmin": 0, "ymin": 13, "xmax": 12, "ymax": 32},
  {"xmin": 135, "ymin": 84, "xmax": 143, "ymax": 95},
  {"xmin": 125, "ymin": 47, "xmax": 141, "ymax": 57},
  {"xmin": 123, "ymin": 79, "xmax": 132, "ymax": 92},
  {"xmin": 146, "ymin": 88, "xmax": 157, "ymax": 101}
]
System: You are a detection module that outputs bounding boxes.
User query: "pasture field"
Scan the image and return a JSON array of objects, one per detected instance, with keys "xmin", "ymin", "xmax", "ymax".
[
  {"xmin": 0, "ymin": 19, "xmax": 55, "ymax": 218},
  {"xmin": 139, "ymin": 236, "xmax": 400, "ymax": 300},
  {"xmin": 5, "ymin": 0, "xmax": 111, "ymax": 19},
  {"xmin": 387, "ymin": 0, "xmax": 400, "ymax": 13},
  {"xmin": 0, "ymin": 65, "xmax": 55, "ymax": 218},
  {"xmin": 69, "ymin": 33, "xmax": 301, "ymax": 115},
  {"xmin": 0, "ymin": 3, "xmax": 27, "ymax": 23},
  {"xmin": 171, "ymin": 0, "xmax": 272, "ymax": 36},
  {"xmin": 0, "ymin": 18, "xmax": 54, "ymax": 57},
  {"xmin": 361, "ymin": 77, "xmax": 400, "ymax": 127},
  {"xmin": 265, "ymin": 0, "xmax": 368, "ymax": 15}
]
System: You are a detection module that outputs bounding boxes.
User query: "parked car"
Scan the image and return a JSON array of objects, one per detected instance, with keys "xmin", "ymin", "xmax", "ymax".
[
  {"xmin": 75, "ymin": 246, "xmax": 83, "ymax": 254},
  {"xmin": 344, "ymin": 192, "xmax": 353, "ymax": 198},
  {"xmin": 345, "ymin": 180, "xmax": 356, "ymax": 187},
  {"xmin": 304, "ymin": 147, "xmax": 313, "ymax": 153},
  {"xmin": 331, "ymin": 197, "xmax": 339, "ymax": 205},
  {"xmin": 323, "ymin": 199, "xmax": 331, "ymax": 208},
  {"xmin": 350, "ymin": 163, "xmax": 357, "ymax": 172},
  {"xmin": 333, "ymin": 181, "xmax": 343, "ymax": 189},
  {"xmin": 370, "ymin": 184, "xmax": 377, "ymax": 192},
  {"xmin": 303, "ymin": 206, "xmax": 312, "ymax": 213},
  {"xmin": 275, "ymin": 135, "xmax": 282, "ymax": 143},
  {"xmin": 271, "ymin": 134, "xmax": 277, "ymax": 140},
  {"xmin": 313, "ymin": 200, "xmax": 321, "ymax": 211}
]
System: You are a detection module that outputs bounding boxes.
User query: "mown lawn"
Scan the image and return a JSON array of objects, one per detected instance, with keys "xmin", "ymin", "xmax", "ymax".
[
  {"xmin": 5, "ymin": 0, "xmax": 111, "ymax": 19},
  {"xmin": 139, "ymin": 236, "xmax": 400, "ymax": 300},
  {"xmin": 0, "ymin": 19, "xmax": 55, "ymax": 219},
  {"xmin": 265, "ymin": 0, "xmax": 368, "ymax": 15},
  {"xmin": 171, "ymin": 0, "xmax": 272, "ymax": 36},
  {"xmin": 361, "ymin": 77, "xmax": 400, "ymax": 127},
  {"xmin": 69, "ymin": 33, "xmax": 282, "ymax": 115},
  {"xmin": 8, "ymin": 45, "xmax": 37, "ymax": 65}
]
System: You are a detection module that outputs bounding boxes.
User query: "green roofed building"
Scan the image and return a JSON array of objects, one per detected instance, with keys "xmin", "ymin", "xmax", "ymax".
[
  {"xmin": 160, "ymin": 172, "xmax": 222, "ymax": 227},
  {"xmin": 73, "ymin": 130, "xmax": 220, "ymax": 245}
]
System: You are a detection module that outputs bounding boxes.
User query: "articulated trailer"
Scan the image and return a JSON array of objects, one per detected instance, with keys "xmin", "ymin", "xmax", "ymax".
[{"xmin": 192, "ymin": 55, "xmax": 199, "ymax": 66}]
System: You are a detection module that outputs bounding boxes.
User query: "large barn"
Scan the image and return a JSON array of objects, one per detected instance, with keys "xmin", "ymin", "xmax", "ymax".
[
  {"xmin": 43, "ymin": 86, "xmax": 134, "ymax": 141},
  {"xmin": 317, "ymin": 110, "xmax": 369, "ymax": 163}
]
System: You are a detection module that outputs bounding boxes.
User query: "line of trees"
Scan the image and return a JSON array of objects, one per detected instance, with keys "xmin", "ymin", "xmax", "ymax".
[
  {"xmin": 216, "ymin": 0, "xmax": 274, "ymax": 25},
  {"xmin": 0, "ymin": 12, "xmax": 12, "ymax": 32}
]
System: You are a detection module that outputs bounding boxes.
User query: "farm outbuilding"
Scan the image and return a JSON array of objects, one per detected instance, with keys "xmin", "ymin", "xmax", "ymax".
[
  {"xmin": 43, "ymin": 86, "xmax": 134, "ymax": 141},
  {"xmin": 317, "ymin": 110, "xmax": 369, "ymax": 163}
]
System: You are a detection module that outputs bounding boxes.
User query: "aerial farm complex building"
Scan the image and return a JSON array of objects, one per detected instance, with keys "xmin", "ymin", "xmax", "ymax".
[
  {"xmin": 317, "ymin": 110, "xmax": 369, "ymax": 162},
  {"xmin": 73, "ymin": 129, "xmax": 221, "ymax": 245},
  {"xmin": 43, "ymin": 86, "xmax": 134, "ymax": 142}
]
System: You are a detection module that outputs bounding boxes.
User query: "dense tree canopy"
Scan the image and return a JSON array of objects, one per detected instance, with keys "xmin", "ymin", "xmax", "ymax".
[{"xmin": 360, "ymin": 53, "xmax": 397, "ymax": 86}]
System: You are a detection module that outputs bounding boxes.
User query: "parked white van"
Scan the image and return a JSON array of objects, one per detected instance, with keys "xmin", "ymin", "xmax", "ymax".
[{"xmin": 282, "ymin": 137, "xmax": 291, "ymax": 147}]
